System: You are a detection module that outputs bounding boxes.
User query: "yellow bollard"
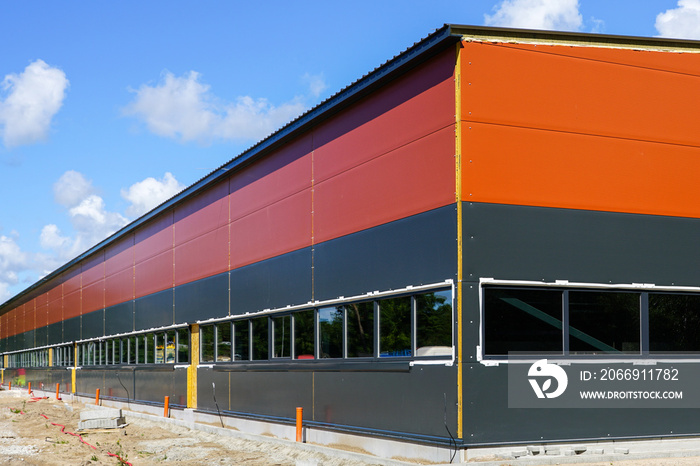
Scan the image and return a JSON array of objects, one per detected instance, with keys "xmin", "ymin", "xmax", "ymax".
[
  {"xmin": 296, "ymin": 407, "xmax": 303, "ymax": 442},
  {"xmin": 164, "ymin": 396, "xmax": 170, "ymax": 418}
]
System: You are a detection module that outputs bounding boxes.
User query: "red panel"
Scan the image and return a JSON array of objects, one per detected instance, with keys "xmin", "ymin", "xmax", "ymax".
[
  {"xmin": 48, "ymin": 283, "xmax": 62, "ymax": 305},
  {"xmin": 104, "ymin": 268, "xmax": 133, "ymax": 308},
  {"xmin": 230, "ymin": 190, "xmax": 311, "ymax": 269},
  {"xmin": 461, "ymin": 41, "xmax": 700, "ymax": 149},
  {"xmin": 314, "ymin": 48, "xmax": 455, "ymax": 185},
  {"xmin": 63, "ymin": 266, "xmax": 82, "ymax": 296},
  {"xmin": 135, "ymin": 250, "xmax": 173, "ymax": 297},
  {"xmin": 314, "ymin": 128, "xmax": 455, "ymax": 244},
  {"xmin": 63, "ymin": 290, "xmax": 81, "ymax": 320},
  {"xmin": 174, "ymin": 225, "xmax": 229, "ymax": 286},
  {"xmin": 35, "ymin": 294, "xmax": 48, "ymax": 329},
  {"xmin": 135, "ymin": 212, "xmax": 173, "ymax": 263},
  {"xmin": 82, "ymin": 279, "xmax": 104, "ymax": 315},
  {"xmin": 47, "ymin": 294, "xmax": 62, "ymax": 326},
  {"xmin": 1, "ymin": 314, "xmax": 6, "ymax": 339},
  {"xmin": 8, "ymin": 313, "xmax": 14, "ymax": 338},
  {"xmin": 229, "ymin": 135, "xmax": 312, "ymax": 222},
  {"xmin": 105, "ymin": 236, "xmax": 134, "ymax": 276},
  {"xmin": 174, "ymin": 181, "xmax": 229, "ymax": 246},
  {"xmin": 82, "ymin": 251, "xmax": 104, "ymax": 287}
]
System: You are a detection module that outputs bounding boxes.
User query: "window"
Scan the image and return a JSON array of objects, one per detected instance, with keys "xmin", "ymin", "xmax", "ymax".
[
  {"xmin": 294, "ymin": 310, "xmax": 315, "ymax": 359},
  {"xmin": 166, "ymin": 330, "xmax": 176, "ymax": 363},
  {"xmin": 379, "ymin": 296, "xmax": 411, "ymax": 357},
  {"xmin": 177, "ymin": 328, "xmax": 189, "ymax": 363},
  {"xmin": 273, "ymin": 315, "xmax": 291, "ymax": 358},
  {"xmin": 650, "ymin": 293, "xmax": 700, "ymax": 354},
  {"xmin": 252, "ymin": 317, "xmax": 269, "ymax": 360},
  {"xmin": 216, "ymin": 323, "xmax": 231, "ymax": 362},
  {"xmin": 234, "ymin": 321, "xmax": 249, "ymax": 361},
  {"xmin": 347, "ymin": 302, "xmax": 375, "ymax": 358},
  {"xmin": 569, "ymin": 291, "xmax": 639, "ymax": 354},
  {"xmin": 416, "ymin": 290, "xmax": 453, "ymax": 356},
  {"xmin": 201, "ymin": 326, "xmax": 215, "ymax": 363},
  {"xmin": 319, "ymin": 306, "xmax": 343, "ymax": 359}
]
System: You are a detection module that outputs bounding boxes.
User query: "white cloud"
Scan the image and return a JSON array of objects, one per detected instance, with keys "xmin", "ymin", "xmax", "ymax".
[
  {"xmin": 53, "ymin": 170, "xmax": 97, "ymax": 207},
  {"xmin": 0, "ymin": 59, "xmax": 69, "ymax": 148},
  {"xmin": 302, "ymin": 73, "xmax": 328, "ymax": 99},
  {"xmin": 124, "ymin": 70, "xmax": 315, "ymax": 144},
  {"xmin": 0, "ymin": 234, "xmax": 30, "ymax": 303},
  {"xmin": 656, "ymin": 0, "xmax": 700, "ymax": 39},
  {"xmin": 485, "ymin": 0, "xmax": 583, "ymax": 31},
  {"xmin": 121, "ymin": 172, "xmax": 185, "ymax": 217}
]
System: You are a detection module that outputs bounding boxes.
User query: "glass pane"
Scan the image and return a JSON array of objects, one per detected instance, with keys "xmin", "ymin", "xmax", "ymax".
[
  {"xmin": 416, "ymin": 290, "xmax": 453, "ymax": 356},
  {"xmin": 120, "ymin": 338, "xmax": 128, "ymax": 364},
  {"xmin": 200, "ymin": 326, "xmax": 215, "ymax": 362},
  {"xmin": 294, "ymin": 310, "xmax": 315, "ymax": 359},
  {"xmin": 484, "ymin": 287, "xmax": 564, "ymax": 355},
  {"xmin": 569, "ymin": 291, "xmax": 640, "ymax": 354},
  {"xmin": 105, "ymin": 341, "xmax": 111, "ymax": 365},
  {"xmin": 234, "ymin": 321, "xmax": 249, "ymax": 361},
  {"xmin": 347, "ymin": 302, "xmax": 374, "ymax": 358},
  {"xmin": 98, "ymin": 341, "xmax": 105, "ymax": 365},
  {"xmin": 216, "ymin": 323, "xmax": 232, "ymax": 362},
  {"xmin": 177, "ymin": 328, "xmax": 189, "ymax": 363},
  {"xmin": 379, "ymin": 296, "xmax": 411, "ymax": 357},
  {"xmin": 128, "ymin": 336, "xmax": 136, "ymax": 364},
  {"xmin": 166, "ymin": 330, "xmax": 176, "ymax": 363},
  {"xmin": 252, "ymin": 317, "xmax": 269, "ymax": 360},
  {"xmin": 137, "ymin": 335, "xmax": 145, "ymax": 364},
  {"xmin": 319, "ymin": 306, "xmax": 343, "ymax": 359},
  {"xmin": 145, "ymin": 333, "xmax": 153, "ymax": 364},
  {"xmin": 155, "ymin": 333, "xmax": 165, "ymax": 363},
  {"xmin": 273, "ymin": 316, "xmax": 291, "ymax": 358},
  {"xmin": 650, "ymin": 293, "xmax": 700, "ymax": 353}
]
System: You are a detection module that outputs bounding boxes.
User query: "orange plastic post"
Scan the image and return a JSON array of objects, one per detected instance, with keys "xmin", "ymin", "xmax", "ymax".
[
  {"xmin": 56, "ymin": 383, "xmax": 60, "ymax": 400},
  {"xmin": 27, "ymin": 382, "xmax": 31, "ymax": 395},
  {"xmin": 95, "ymin": 388, "xmax": 100, "ymax": 405},
  {"xmin": 296, "ymin": 407, "xmax": 303, "ymax": 442},
  {"xmin": 164, "ymin": 396, "xmax": 170, "ymax": 418},
  {"xmin": 8, "ymin": 381, "xmax": 11, "ymax": 391}
]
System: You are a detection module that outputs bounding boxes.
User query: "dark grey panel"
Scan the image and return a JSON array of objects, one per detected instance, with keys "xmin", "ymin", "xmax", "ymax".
[
  {"xmin": 81, "ymin": 309, "xmax": 104, "ymax": 339},
  {"xmin": 34, "ymin": 326, "xmax": 48, "ymax": 348},
  {"xmin": 63, "ymin": 315, "xmax": 81, "ymax": 342},
  {"xmin": 47, "ymin": 321, "xmax": 63, "ymax": 345},
  {"xmin": 463, "ymin": 362, "xmax": 700, "ymax": 444},
  {"xmin": 103, "ymin": 369, "xmax": 134, "ymax": 400},
  {"xmin": 133, "ymin": 368, "xmax": 175, "ymax": 403},
  {"xmin": 174, "ymin": 273, "xmax": 229, "ymax": 323},
  {"xmin": 464, "ymin": 202, "xmax": 700, "ymax": 286},
  {"xmin": 104, "ymin": 301, "xmax": 133, "ymax": 336},
  {"xmin": 134, "ymin": 289, "xmax": 173, "ymax": 331},
  {"xmin": 314, "ymin": 205, "xmax": 457, "ymax": 301},
  {"xmin": 23, "ymin": 330, "xmax": 35, "ymax": 349},
  {"xmin": 230, "ymin": 248, "xmax": 312, "ymax": 315},
  {"xmin": 76, "ymin": 369, "xmax": 104, "ymax": 396},
  {"xmin": 314, "ymin": 366, "xmax": 457, "ymax": 438},
  {"xmin": 197, "ymin": 368, "xmax": 232, "ymax": 412}
]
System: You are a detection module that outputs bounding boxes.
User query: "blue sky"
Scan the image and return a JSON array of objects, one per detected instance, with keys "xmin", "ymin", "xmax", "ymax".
[{"xmin": 1, "ymin": 0, "xmax": 699, "ymax": 303}]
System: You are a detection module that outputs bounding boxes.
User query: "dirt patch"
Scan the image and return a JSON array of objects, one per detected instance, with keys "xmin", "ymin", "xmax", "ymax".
[{"xmin": 0, "ymin": 389, "xmax": 383, "ymax": 465}]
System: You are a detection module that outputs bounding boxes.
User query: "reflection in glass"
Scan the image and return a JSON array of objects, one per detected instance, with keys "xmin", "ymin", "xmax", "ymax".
[
  {"xmin": 569, "ymin": 291, "xmax": 640, "ymax": 354},
  {"xmin": 177, "ymin": 328, "xmax": 189, "ymax": 363},
  {"xmin": 166, "ymin": 330, "xmax": 176, "ymax": 363},
  {"xmin": 145, "ymin": 333, "xmax": 154, "ymax": 364},
  {"xmin": 216, "ymin": 323, "xmax": 231, "ymax": 362},
  {"xmin": 319, "ymin": 306, "xmax": 343, "ymax": 358},
  {"xmin": 416, "ymin": 290, "xmax": 453, "ymax": 356},
  {"xmin": 200, "ymin": 326, "xmax": 215, "ymax": 362},
  {"xmin": 484, "ymin": 287, "xmax": 563, "ymax": 355},
  {"xmin": 234, "ymin": 321, "xmax": 250, "ymax": 361},
  {"xmin": 347, "ymin": 302, "xmax": 374, "ymax": 358},
  {"xmin": 252, "ymin": 317, "xmax": 269, "ymax": 360},
  {"xmin": 650, "ymin": 293, "xmax": 700, "ymax": 353},
  {"xmin": 294, "ymin": 310, "xmax": 315, "ymax": 359},
  {"xmin": 379, "ymin": 296, "xmax": 411, "ymax": 357},
  {"xmin": 273, "ymin": 315, "xmax": 291, "ymax": 358},
  {"xmin": 137, "ymin": 335, "xmax": 145, "ymax": 364}
]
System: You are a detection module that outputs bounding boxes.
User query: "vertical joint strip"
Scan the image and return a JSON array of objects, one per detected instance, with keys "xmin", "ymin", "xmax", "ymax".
[
  {"xmin": 187, "ymin": 323, "xmax": 200, "ymax": 409},
  {"xmin": 455, "ymin": 40, "xmax": 464, "ymax": 441}
]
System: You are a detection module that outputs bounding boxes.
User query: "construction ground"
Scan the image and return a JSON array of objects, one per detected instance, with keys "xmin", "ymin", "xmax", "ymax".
[{"xmin": 3, "ymin": 388, "xmax": 700, "ymax": 465}]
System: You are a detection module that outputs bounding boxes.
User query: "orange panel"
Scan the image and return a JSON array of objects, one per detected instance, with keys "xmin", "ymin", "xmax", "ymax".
[
  {"xmin": 174, "ymin": 181, "xmax": 229, "ymax": 246},
  {"xmin": 63, "ymin": 266, "xmax": 82, "ymax": 296},
  {"xmin": 36, "ymin": 295, "xmax": 48, "ymax": 329},
  {"xmin": 461, "ymin": 41, "xmax": 700, "ymax": 148},
  {"xmin": 135, "ymin": 250, "xmax": 173, "ymax": 297},
  {"xmin": 47, "ymin": 294, "xmax": 62, "ymax": 326},
  {"xmin": 63, "ymin": 290, "xmax": 81, "ymax": 320},
  {"xmin": 462, "ymin": 123, "xmax": 700, "ymax": 217},
  {"xmin": 135, "ymin": 212, "xmax": 173, "ymax": 263},
  {"xmin": 174, "ymin": 224, "xmax": 229, "ymax": 286},
  {"xmin": 314, "ymin": 48, "xmax": 456, "ymax": 185},
  {"xmin": 104, "ymin": 268, "xmax": 134, "ymax": 309},
  {"xmin": 230, "ymin": 190, "xmax": 311, "ymax": 269},
  {"xmin": 314, "ymin": 128, "xmax": 455, "ymax": 244},
  {"xmin": 82, "ymin": 279, "xmax": 104, "ymax": 315},
  {"xmin": 229, "ymin": 135, "xmax": 312, "ymax": 223}
]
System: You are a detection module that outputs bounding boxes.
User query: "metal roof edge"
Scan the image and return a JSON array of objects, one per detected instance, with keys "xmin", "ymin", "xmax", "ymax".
[{"xmin": 0, "ymin": 24, "xmax": 459, "ymax": 313}]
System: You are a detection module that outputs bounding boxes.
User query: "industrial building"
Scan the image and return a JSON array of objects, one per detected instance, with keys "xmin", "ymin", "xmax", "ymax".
[{"xmin": 3, "ymin": 24, "xmax": 700, "ymax": 461}]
